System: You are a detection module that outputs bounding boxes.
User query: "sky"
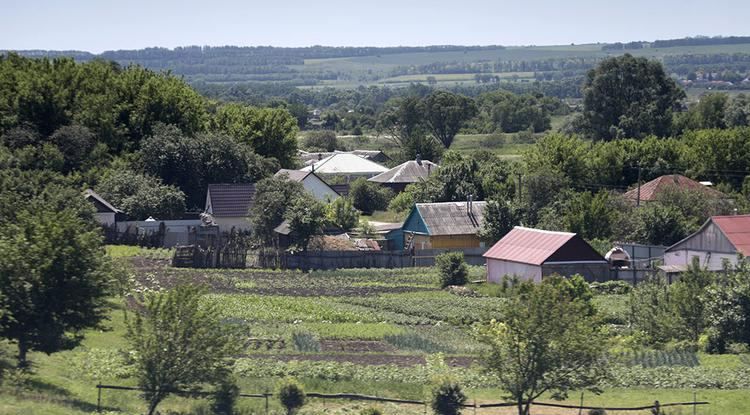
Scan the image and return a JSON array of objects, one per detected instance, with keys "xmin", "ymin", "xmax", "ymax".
[{"xmin": 2, "ymin": 0, "xmax": 749, "ymax": 53}]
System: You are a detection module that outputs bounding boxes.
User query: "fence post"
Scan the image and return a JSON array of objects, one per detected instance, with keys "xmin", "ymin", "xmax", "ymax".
[
  {"xmin": 96, "ymin": 382, "xmax": 102, "ymax": 413},
  {"xmin": 473, "ymin": 398, "xmax": 477, "ymax": 415},
  {"xmin": 578, "ymin": 391, "xmax": 584, "ymax": 415},
  {"xmin": 693, "ymin": 391, "xmax": 697, "ymax": 415},
  {"xmin": 265, "ymin": 391, "xmax": 269, "ymax": 415}
]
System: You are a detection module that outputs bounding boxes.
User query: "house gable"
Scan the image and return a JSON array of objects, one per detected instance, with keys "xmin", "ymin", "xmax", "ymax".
[
  {"xmin": 667, "ymin": 220, "xmax": 738, "ymax": 254},
  {"xmin": 544, "ymin": 236, "xmax": 607, "ymax": 263},
  {"xmin": 402, "ymin": 206, "xmax": 430, "ymax": 235}
]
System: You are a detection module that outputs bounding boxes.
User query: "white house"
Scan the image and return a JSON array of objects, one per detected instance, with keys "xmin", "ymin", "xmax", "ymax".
[
  {"xmin": 300, "ymin": 153, "xmax": 389, "ymax": 179},
  {"xmin": 662, "ymin": 215, "xmax": 750, "ymax": 272},
  {"xmin": 83, "ymin": 189, "xmax": 122, "ymax": 227},
  {"xmin": 204, "ymin": 183, "xmax": 255, "ymax": 233},
  {"xmin": 274, "ymin": 169, "xmax": 339, "ymax": 202}
]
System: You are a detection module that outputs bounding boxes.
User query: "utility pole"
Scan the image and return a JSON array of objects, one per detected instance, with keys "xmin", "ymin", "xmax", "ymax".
[{"xmin": 636, "ymin": 163, "xmax": 642, "ymax": 207}]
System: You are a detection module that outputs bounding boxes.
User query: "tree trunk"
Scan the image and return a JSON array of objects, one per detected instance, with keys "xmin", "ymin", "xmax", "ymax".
[
  {"xmin": 147, "ymin": 396, "xmax": 163, "ymax": 415},
  {"xmin": 17, "ymin": 341, "xmax": 29, "ymax": 369},
  {"xmin": 517, "ymin": 399, "xmax": 525, "ymax": 415}
]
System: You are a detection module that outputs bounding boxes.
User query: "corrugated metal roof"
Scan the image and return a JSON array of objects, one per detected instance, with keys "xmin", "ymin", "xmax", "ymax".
[
  {"xmin": 368, "ymin": 159, "xmax": 438, "ymax": 184},
  {"xmin": 623, "ymin": 174, "xmax": 725, "ymax": 202},
  {"xmin": 206, "ymin": 183, "xmax": 255, "ymax": 217},
  {"xmin": 415, "ymin": 201, "xmax": 486, "ymax": 236},
  {"xmin": 299, "ymin": 153, "xmax": 389, "ymax": 175},
  {"xmin": 298, "ymin": 150, "xmax": 389, "ymax": 165},
  {"xmin": 712, "ymin": 215, "xmax": 750, "ymax": 256},
  {"xmin": 483, "ymin": 227, "xmax": 577, "ymax": 265},
  {"xmin": 275, "ymin": 169, "xmax": 311, "ymax": 182}
]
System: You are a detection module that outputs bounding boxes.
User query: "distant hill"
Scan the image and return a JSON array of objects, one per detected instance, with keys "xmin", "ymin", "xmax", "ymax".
[{"xmin": 4, "ymin": 36, "xmax": 750, "ymax": 89}]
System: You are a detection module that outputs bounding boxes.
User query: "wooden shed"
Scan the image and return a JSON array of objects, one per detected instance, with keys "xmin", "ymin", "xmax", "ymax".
[
  {"xmin": 367, "ymin": 158, "xmax": 438, "ymax": 193},
  {"xmin": 398, "ymin": 201, "xmax": 487, "ymax": 250},
  {"xmin": 483, "ymin": 227, "xmax": 610, "ymax": 283}
]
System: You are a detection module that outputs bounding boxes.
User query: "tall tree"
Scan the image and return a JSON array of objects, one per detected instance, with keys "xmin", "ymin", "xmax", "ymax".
[
  {"xmin": 582, "ymin": 54, "xmax": 685, "ymax": 140},
  {"xmin": 476, "ymin": 276, "xmax": 607, "ymax": 415},
  {"xmin": 284, "ymin": 193, "xmax": 326, "ymax": 251},
  {"xmin": 0, "ymin": 175, "xmax": 110, "ymax": 368},
  {"xmin": 126, "ymin": 285, "xmax": 239, "ymax": 415},
  {"xmin": 421, "ymin": 90, "xmax": 477, "ymax": 148}
]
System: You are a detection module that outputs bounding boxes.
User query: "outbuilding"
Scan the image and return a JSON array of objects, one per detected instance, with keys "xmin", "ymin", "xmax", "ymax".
[
  {"xmin": 367, "ymin": 157, "xmax": 438, "ymax": 193},
  {"xmin": 204, "ymin": 183, "xmax": 255, "ymax": 233},
  {"xmin": 84, "ymin": 189, "xmax": 123, "ymax": 227},
  {"xmin": 274, "ymin": 169, "xmax": 339, "ymax": 202},
  {"xmin": 398, "ymin": 201, "xmax": 487, "ymax": 250},
  {"xmin": 483, "ymin": 227, "xmax": 609, "ymax": 283},
  {"xmin": 662, "ymin": 215, "xmax": 750, "ymax": 272}
]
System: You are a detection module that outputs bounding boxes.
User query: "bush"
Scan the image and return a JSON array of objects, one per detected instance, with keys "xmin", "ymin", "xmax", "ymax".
[
  {"xmin": 360, "ymin": 407, "xmax": 383, "ymax": 415},
  {"xmin": 304, "ymin": 130, "xmax": 339, "ymax": 152},
  {"xmin": 588, "ymin": 409, "xmax": 607, "ymax": 415},
  {"xmin": 292, "ymin": 331, "xmax": 321, "ymax": 352},
  {"xmin": 348, "ymin": 178, "xmax": 393, "ymax": 215},
  {"xmin": 431, "ymin": 380, "xmax": 467, "ymax": 415},
  {"xmin": 278, "ymin": 378, "xmax": 306, "ymax": 415},
  {"xmin": 590, "ymin": 280, "xmax": 633, "ymax": 295},
  {"xmin": 436, "ymin": 252, "xmax": 468, "ymax": 288},
  {"xmin": 325, "ymin": 197, "xmax": 360, "ymax": 230},
  {"xmin": 211, "ymin": 377, "xmax": 240, "ymax": 415}
]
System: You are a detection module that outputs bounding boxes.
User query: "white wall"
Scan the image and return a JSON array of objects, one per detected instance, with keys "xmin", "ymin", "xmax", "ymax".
[
  {"xmin": 213, "ymin": 217, "xmax": 252, "ymax": 233},
  {"xmin": 303, "ymin": 175, "xmax": 339, "ymax": 201},
  {"xmin": 664, "ymin": 249, "xmax": 739, "ymax": 271},
  {"xmin": 487, "ymin": 259, "xmax": 542, "ymax": 283}
]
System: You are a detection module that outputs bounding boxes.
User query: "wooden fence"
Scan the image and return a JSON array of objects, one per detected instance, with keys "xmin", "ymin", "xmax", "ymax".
[
  {"xmin": 172, "ymin": 244, "xmax": 248, "ymax": 269},
  {"xmin": 95, "ymin": 384, "xmax": 708, "ymax": 413}
]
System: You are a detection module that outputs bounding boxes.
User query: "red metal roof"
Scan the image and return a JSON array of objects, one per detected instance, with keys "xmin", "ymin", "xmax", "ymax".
[
  {"xmin": 623, "ymin": 174, "xmax": 725, "ymax": 202},
  {"xmin": 712, "ymin": 215, "xmax": 750, "ymax": 256},
  {"xmin": 483, "ymin": 227, "xmax": 578, "ymax": 265}
]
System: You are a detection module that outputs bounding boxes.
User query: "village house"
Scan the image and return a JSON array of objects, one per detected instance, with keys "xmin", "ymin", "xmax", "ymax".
[
  {"xmin": 367, "ymin": 157, "xmax": 438, "ymax": 193},
  {"xmin": 623, "ymin": 174, "xmax": 726, "ymax": 204},
  {"xmin": 274, "ymin": 169, "xmax": 339, "ymax": 202},
  {"xmin": 204, "ymin": 183, "xmax": 255, "ymax": 233},
  {"xmin": 298, "ymin": 149, "xmax": 390, "ymax": 166},
  {"xmin": 662, "ymin": 215, "xmax": 750, "ymax": 273},
  {"xmin": 392, "ymin": 200, "xmax": 487, "ymax": 250},
  {"xmin": 483, "ymin": 227, "xmax": 610, "ymax": 283}
]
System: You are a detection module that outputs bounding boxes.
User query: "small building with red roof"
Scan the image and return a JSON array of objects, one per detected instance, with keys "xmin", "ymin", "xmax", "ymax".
[
  {"xmin": 663, "ymin": 215, "xmax": 750, "ymax": 272},
  {"xmin": 483, "ymin": 227, "xmax": 610, "ymax": 283}
]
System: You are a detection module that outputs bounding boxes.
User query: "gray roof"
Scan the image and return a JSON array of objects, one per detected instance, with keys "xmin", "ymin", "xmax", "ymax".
[
  {"xmin": 416, "ymin": 201, "xmax": 487, "ymax": 236},
  {"xmin": 84, "ymin": 189, "xmax": 122, "ymax": 213},
  {"xmin": 298, "ymin": 150, "xmax": 389, "ymax": 165},
  {"xmin": 206, "ymin": 183, "xmax": 255, "ymax": 217},
  {"xmin": 368, "ymin": 159, "xmax": 438, "ymax": 184},
  {"xmin": 275, "ymin": 169, "xmax": 311, "ymax": 182}
]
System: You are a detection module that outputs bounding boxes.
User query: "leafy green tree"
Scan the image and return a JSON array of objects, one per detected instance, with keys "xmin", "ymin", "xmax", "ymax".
[
  {"xmin": 421, "ymin": 90, "xmax": 477, "ymax": 148},
  {"xmin": 377, "ymin": 96, "xmax": 441, "ymax": 161},
  {"xmin": 303, "ymin": 130, "xmax": 340, "ymax": 151},
  {"xmin": 250, "ymin": 176, "xmax": 307, "ymax": 247},
  {"xmin": 681, "ymin": 127, "xmax": 750, "ymax": 189},
  {"xmin": 140, "ymin": 124, "xmax": 278, "ymax": 208},
  {"xmin": 431, "ymin": 380, "xmax": 468, "ymax": 415},
  {"xmin": 671, "ymin": 260, "xmax": 713, "ymax": 342},
  {"xmin": 560, "ymin": 191, "xmax": 616, "ymax": 240},
  {"xmin": 629, "ymin": 203, "xmax": 688, "ymax": 246},
  {"xmin": 325, "ymin": 197, "xmax": 360, "ymax": 230},
  {"xmin": 476, "ymin": 275, "xmax": 607, "ymax": 415},
  {"xmin": 704, "ymin": 262, "xmax": 750, "ymax": 352},
  {"xmin": 479, "ymin": 199, "xmax": 519, "ymax": 243},
  {"xmin": 126, "ymin": 285, "xmax": 240, "ymax": 415},
  {"xmin": 582, "ymin": 54, "xmax": 685, "ymax": 140},
  {"xmin": 724, "ymin": 94, "xmax": 750, "ymax": 127},
  {"xmin": 97, "ymin": 169, "xmax": 186, "ymax": 220},
  {"xmin": 436, "ymin": 252, "xmax": 469, "ymax": 288},
  {"xmin": 284, "ymin": 193, "xmax": 326, "ymax": 251},
  {"xmin": 212, "ymin": 103, "xmax": 299, "ymax": 167},
  {"xmin": 0, "ymin": 179, "xmax": 109, "ymax": 368},
  {"xmin": 348, "ymin": 178, "xmax": 394, "ymax": 215},
  {"xmin": 278, "ymin": 379, "xmax": 307, "ymax": 415},
  {"xmin": 628, "ymin": 277, "xmax": 681, "ymax": 345}
]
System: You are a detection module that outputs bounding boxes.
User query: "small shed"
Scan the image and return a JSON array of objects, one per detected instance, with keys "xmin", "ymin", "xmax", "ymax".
[
  {"xmin": 274, "ymin": 169, "xmax": 339, "ymax": 202},
  {"xmin": 663, "ymin": 215, "xmax": 750, "ymax": 272},
  {"xmin": 204, "ymin": 183, "xmax": 255, "ymax": 233},
  {"xmin": 84, "ymin": 189, "xmax": 123, "ymax": 227},
  {"xmin": 368, "ymin": 158, "xmax": 438, "ymax": 193},
  {"xmin": 399, "ymin": 201, "xmax": 487, "ymax": 250},
  {"xmin": 483, "ymin": 227, "xmax": 609, "ymax": 283}
]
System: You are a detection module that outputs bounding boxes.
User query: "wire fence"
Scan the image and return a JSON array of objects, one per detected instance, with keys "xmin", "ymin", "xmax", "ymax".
[{"xmin": 95, "ymin": 383, "xmax": 709, "ymax": 414}]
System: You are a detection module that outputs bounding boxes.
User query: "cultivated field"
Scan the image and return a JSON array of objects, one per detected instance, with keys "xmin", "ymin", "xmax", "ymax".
[{"xmin": 2, "ymin": 248, "xmax": 750, "ymax": 414}]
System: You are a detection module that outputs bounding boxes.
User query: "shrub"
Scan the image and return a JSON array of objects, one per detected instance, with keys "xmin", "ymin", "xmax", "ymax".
[
  {"xmin": 436, "ymin": 252, "xmax": 468, "ymax": 288},
  {"xmin": 360, "ymin": 407, "xmax": 383, "ymax": 415},
  {"xmin": 590, "ymin": 280, "xmax": 633, "ymax": 295},
  {"xmin": 349, "ymin": 178, "xmax": 393, "ymax": 215},
  {"xmin": 278, "ymin": 378, "xmax": 306, "ymax": 415},
  {"xmin": 292, "ymin": 331, "xmax": 321, "ymax": 352},
  {"xmin": 588, "ymin": 409, "xmax": 607, "ymax": 415},
  {"xmin": 431, "ymin": 380, "xmax": 467, "ymax": 415},
  {"xmin": 211, "ymin": 377, "xmax": 240, "ymax": 415},
  {"xmin": 304, "ymin": 130, "xmax": 339, "ymax": 151},
  {"xmin": 325, "ymin": 197, "xmax": 360, "ymax": 230}
]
